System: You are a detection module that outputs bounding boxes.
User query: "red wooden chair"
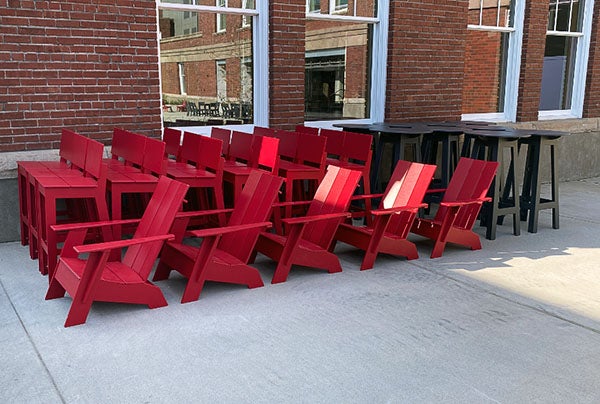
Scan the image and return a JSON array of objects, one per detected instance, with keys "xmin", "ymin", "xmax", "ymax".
[
  {"xmin": 275, "ymin": 130, "xmax": 327, "ymax": 213},
  {"xmin": 333, "ymin": 160, "xmax": 436, "ymax": 270},
  {"xmin": 254, "ymin": 165, "xmax": 362, "ymax": 284},
  {"xmin": 211, "ymin": 127, "xmax": 232, "ymax": 158},
  {"xmin": 320, "ymin": 129, "xmax": 374, "ymax": 223},
  {"xmin": 45, "ymin": 176, "xmax": 189, "ymax": 327},
  {"xmin": 295, "ymin": 125, "xmax": 320, "ymax": 135},
  {"xmin": 225, "ymin": 130, "xmax": 253, "ymax": 167},
  {"xmin": 105, "ymin": 130, "xmax": 167, "ymax": 230},
  {"xmin": 411, "ymin": 157, "xmax": 499, "ymax": 258},
  {"xmin": 223, "ymin": 134, "xmax": 280, "ymax": 205},
  {"xmin": 163, "ymin": 127, "xmax": 182, "ymax": 160},
  {"xmin": 153, "ymin": 171, "xmax": 284, "ymax": 303},
  {"xmin": 31, "ymin": 133, "xmax": 111, "ymax": 276}
]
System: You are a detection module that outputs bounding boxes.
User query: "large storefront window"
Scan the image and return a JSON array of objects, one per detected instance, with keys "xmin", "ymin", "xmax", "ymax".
[
  {"xmin": 539, "ymin": 0, "xmax": 594, "ymax": 118},
  {"xmin": 158, "ymin": 1, "xmax": 265, "ymax": 127},
  {"xmin": 304, "ymin": 0, "xmax": 389, "ymax": 124},
  {"xmin": 463, "ymin": 0, "xmax": 525, "ymax": 122}
]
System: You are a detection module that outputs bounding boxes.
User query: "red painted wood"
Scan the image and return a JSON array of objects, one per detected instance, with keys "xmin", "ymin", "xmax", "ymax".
[
  {"xmin": 153, "ymin": 171, "xmax": 284, "ymax": 303},
  {"xmin": 163, "ymin": 127, "xmax": 182, "ymax": 159},
  {"xmin": 254, "ymin": 165, "xmax": 362, "ymax": 284},
  {"xmin": 411, "ymin": 157, "xmax": 499, "ymax": 258},
  {"xmin": 45, "ymin": 176, "xmax": 189, "ymax": 327},
  {"xmin": 334, "ymin": 160, "xmax": 436, "ymax": 270},
  {"xmin": 210, "ymin": 127, "xmax": 231, "ymax": 157}
]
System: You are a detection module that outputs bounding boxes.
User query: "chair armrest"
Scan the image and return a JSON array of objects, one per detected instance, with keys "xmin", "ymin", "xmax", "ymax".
[
  {"xmin": 425, "ymin": 188, "xmax": 447, "ymax": 194},
  {"xmin": 74, "ymin": 234, "xmax": 174, "ymax": 254},
  {"xmin": 350, "ymin": 193, "xmax": 385, "ymax": 201},
  {"xmin": 440, "ymin": 197, "xmax": 491, "ymax": 208},
  {"xmin": 282, "ymin": 212, "xmax": 350, "ymax": 226},
  {"xmin": 51, "ymin": 218, "xmax": 141, "ymax": 233},
  {"xmin": 370, "ymin": 203, "xmax": 428, "ymax": 216},
  {"xmin": 272, "ymin": 200, "xmax": 312, "ymax": 208},
  {"xmin": 188, "ymin": 222, "xmax": 273, "ymax": 238},
  {"xmin": 174, "ymin": 208, "xmax": 234, "ymax": 219}
]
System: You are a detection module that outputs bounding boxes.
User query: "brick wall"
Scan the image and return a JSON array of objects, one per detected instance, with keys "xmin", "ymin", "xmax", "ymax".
[
  {"xmin": 0, "ymin": 0, "xmax": 162, "ymax": 152},
  {"xmin": 516, "ymin": 0, "xmax": 548, "ymax": 122},
  {"xmin": 584, "ymin": 3, "xmax": 600, "ymax": 117},
  {"xmin": 386, "ymin": 0, "xmax": 468, "ymax": 122},
  {"xmin": 269, "ymin": 0, "xmax": 305, "ymax": 130}
]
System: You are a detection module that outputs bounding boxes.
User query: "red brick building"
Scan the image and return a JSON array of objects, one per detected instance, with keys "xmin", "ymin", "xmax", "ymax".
[{"xmin": 1, "ymin": 0, "xmax": 600, "ymax": 241}]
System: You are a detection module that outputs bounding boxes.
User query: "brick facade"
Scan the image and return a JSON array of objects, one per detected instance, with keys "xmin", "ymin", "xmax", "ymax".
[
  {"xmin": 0, "ymin": 0, "xmax": 162, "ymax": 152},
  {"xmin": 385, "ymin": 0, "xmax": 469, "ymax": 122},
  {"xmin": 268, "ymin": 0, "xmax": 306, "ymax": 130}
]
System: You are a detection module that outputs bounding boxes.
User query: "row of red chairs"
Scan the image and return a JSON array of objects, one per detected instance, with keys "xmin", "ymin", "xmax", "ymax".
[{"xmin": 42, "ymin": 156, "xmax": 498, "ymax": 327}]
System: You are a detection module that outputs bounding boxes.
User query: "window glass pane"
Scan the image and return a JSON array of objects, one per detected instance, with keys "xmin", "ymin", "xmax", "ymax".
[
  {"xmin": 308, "ymin": 0, "xmax": 321, "ymax": 13},
  {"xmin": 159, "ymin": 8, "xmax": 254, "ymax": 125},
  {"xmin": 468, "ymin": 0, "xmax": 515, "ymax": 28},
  {"xmin": 539, "ymin": 35, "xmax": 578, "ymax": 110},
  {"xmin": 463, "ymin": 30, "xmax": 509, "ymax": 114},
  {"xmin": 548, "ymin": 0, "xmax": 582, "ymax": 32},
  {"xmin": 311, "ymin": 0, "xmax": 375, "ymax": 18},
  {"xmin": 305, "ymin": 20, "xmax": 372, "ymax": 120}
]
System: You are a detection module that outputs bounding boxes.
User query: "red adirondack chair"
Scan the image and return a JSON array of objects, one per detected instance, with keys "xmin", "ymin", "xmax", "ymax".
[
  {"xmin": 411, "ymin": 157, "xmax": 499, "ymax": 258},
  {"xmin": 254, "ymin": 165, "xmax": 362, "ymax": 284},
  {"xmin": 45, "ymin": 176, "xmax": 189, "ymax": 327},
  {"xmin": 333, "ymin": 160, "xmax": 436, "ymax": 270},
  {"xmin": 153, "ymin": 171, "xmax": 284, "ymax": 303}
]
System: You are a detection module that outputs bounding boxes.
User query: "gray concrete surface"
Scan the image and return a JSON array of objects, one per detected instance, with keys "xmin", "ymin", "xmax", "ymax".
[{"xmin": 1, "ymin": 177, "xmax": 600, "ymax": 403}]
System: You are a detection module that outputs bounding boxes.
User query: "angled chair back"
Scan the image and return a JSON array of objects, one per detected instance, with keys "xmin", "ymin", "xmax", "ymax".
[
  {"xmin": 219, "ymin": 171, "xmax": 284, "ymax": 262},
  {"xmin": 177, "ymin": 131, "xmax": 202, "ymax": 165},
  {"xmin": 295, "ymin": 132, "xmax": 326, "ymax": 169},
  {"xmin": 163, "ymin": 128, "xmax": 182, "ymax": 159},
  {"xmin": 303, "ymin": 165, "xmax": 361, "ymax": 249},
  {"xmin": 342, "ymin": 131, "xmax": 373, "ymax": 164},
  {"xmin": 123, "ymin": 176, "xmax": 189, "ymax": 280},
  {"xmin": 381, "ymin": 160, "xmax": 436, "ymax": 236},
  {"xmin": 196, "ymin": 135, "xmax": 224, "ymax": 176},
  {"xmin": 59, "ymin": 129, "xmax": 88, "ymax": 170},
  {"xmin": 436, "ymin": 157, "xmax": 499, "ymax": 230}
]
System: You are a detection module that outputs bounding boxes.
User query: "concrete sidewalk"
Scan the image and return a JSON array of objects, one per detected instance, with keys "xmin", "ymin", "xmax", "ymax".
[{"xmin": 2, "ymin": 178, "xmax": 600, "ymax": 403}]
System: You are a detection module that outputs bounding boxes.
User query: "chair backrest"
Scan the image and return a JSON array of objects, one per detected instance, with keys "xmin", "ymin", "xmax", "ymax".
[
  {"xmin": 381, "ymin": 160, "xmax": 436, "ymax": 237},
  {"xmin": 295, "ymin": 125, "xmax": 319, "ymax": 135},
  {"xmin": 211, "ymin": 127, "xmax": 231, "ymax": 157},
  {"xmin": 342, "ymin": 131, "xmax": 373, "ymax": 164},
  {"xmin": 59, "ymin": 129, "xmax": 88, "ymax": 170},
  {"xmin": 111, "ymin": 128, "xmax": 146, "ymax": 167},
  {"xmin": 143, "ymin": 136, "xmax": 167, "ymax": 176},
  {"xmin": 249, "ymin": 135, "xmax": 279, "ymax": 173},
  {"xmin": 435, "ymin": 157, "xmax": 499, "ymax": 230},
  {"xmin": 319, "ymin": 128, "xmax": 345, "ymax": 159},
  {"xmin": 295, "ymin": 132, "xmax": 326, "ymax": 169},
  {"xmin": 178, "ymin": 131, "xmax": 202, "ymax": 165},
  {"xmin": 273, "ymin": 130, "xmax": 298, "ymax": 161},
  {"xmin": 123, "ymin": 176, "xmax": 189, "ymax": 279},
  {"xmin": 303, "ymin": 165, "xmax": 362, "ymax": 249},
  {"xmin": 229, "ymin": 131, "xmax": 253, "ymax": 163},
  {"xmin": 196, "ymin": 135, "xmax": 224, "ymax": 177},
  {"xmin": 253, "ymin": 126, "xmax": 276, "ymax": 137},
  {"xmin": 163, "ymin": 128, "xmax": 182, "ymax": 159},
  {"xmin": 219, "ymin": 171, "xmax": 284, "ymax": 263}
]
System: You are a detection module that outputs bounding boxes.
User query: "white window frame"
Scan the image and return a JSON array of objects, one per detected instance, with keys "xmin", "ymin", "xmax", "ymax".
[
  {"xmin": 539, "ymin": 0, "xmax": 595, "ymax": 120},
  {"xmin": 462, "ymin": 0, "xmax": 526, "ymax": 123},
  {"xmin": 304, "ymin": 0, "xmax": 389, "ymax": 129},
  {"xmin": 216, "ymin": 0, "xmax": 227, "ymax": 33},
  {"xmin": 156, "ymin": 1, "xmax": 268, "ymax": 127}
]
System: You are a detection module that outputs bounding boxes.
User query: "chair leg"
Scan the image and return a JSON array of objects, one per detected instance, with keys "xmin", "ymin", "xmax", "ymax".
[
  {"xmin": 45, "ymin": 272, "xmax": 66, "ymax": 300},
  {"xmin": 64, "ymin": 300, "xmax": 94, "ymax": 327}
]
